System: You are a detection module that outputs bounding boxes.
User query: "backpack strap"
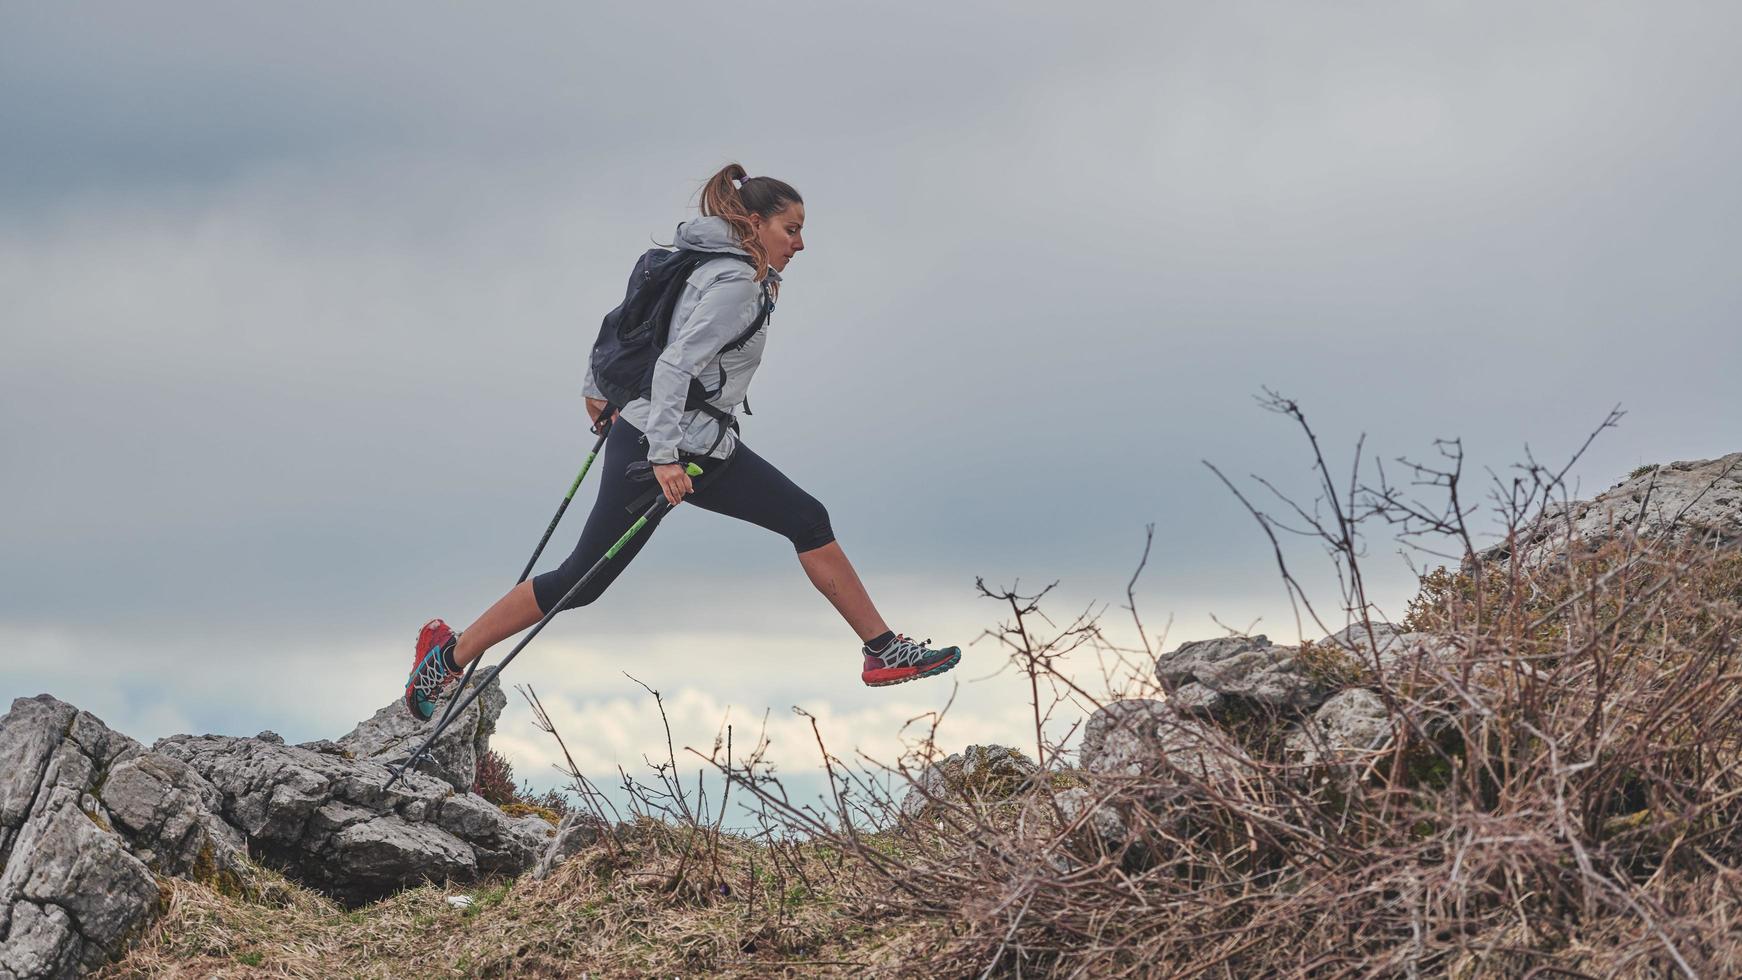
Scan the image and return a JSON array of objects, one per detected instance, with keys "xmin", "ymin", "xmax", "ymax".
[{"xmin": 678, "ymin": 278, "xmax": 773, "ymax": 454}]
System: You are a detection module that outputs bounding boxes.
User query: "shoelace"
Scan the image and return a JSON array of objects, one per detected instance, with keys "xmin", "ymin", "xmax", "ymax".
[
  {"xmin": 410, "ymin": 643, "xmax": 455, "ymax": 700},
  {"xmin": 877, "ymin": 634, "xmax": 938, "ymax": 669}
]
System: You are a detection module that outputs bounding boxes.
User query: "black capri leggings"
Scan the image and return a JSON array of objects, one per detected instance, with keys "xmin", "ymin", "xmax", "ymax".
[{"xmin": 531, "ymin": 419, "xmax": 835, "ymax": 614}]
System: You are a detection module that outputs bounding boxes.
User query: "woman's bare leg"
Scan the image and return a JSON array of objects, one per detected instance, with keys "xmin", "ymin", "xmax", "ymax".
[
  {"xmin": 797, "ymin": 541, "xmax": 890, "ymax": 643},
  {"xmin": 453, "ymin": 580, "xmax": 543, "ymax": 668}
]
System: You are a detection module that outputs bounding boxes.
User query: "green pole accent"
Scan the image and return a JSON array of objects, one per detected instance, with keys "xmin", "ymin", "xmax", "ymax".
[
  {"xmin": 605, "ymin": 516, "xmax": 648, "ymax": 559},
  {"xmin": 566, "ymin": 450, "xmax": 599, "ymax": 496},
  {"xmin": 604, "ymin": 463, "xmax": 702, "ymax": 559}
]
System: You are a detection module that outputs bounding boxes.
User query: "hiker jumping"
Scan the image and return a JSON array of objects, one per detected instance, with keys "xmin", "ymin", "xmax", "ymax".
[{"xmin": 402, "ymin": 163, "xmax": 962, "ymax": 721}]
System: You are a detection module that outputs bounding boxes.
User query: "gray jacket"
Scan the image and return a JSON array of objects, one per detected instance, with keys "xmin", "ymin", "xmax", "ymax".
[{"xmin": 582, "ymin": 216, "xmax": 778, "ymax": 464}]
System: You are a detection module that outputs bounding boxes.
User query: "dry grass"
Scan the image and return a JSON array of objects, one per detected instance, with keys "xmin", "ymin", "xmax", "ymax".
[{"xmin": 103, "ymin": 819, "xmax": 946, "ymax": 979}]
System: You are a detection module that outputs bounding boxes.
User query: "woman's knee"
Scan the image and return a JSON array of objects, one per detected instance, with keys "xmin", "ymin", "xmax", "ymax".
[
  {"xmin": 533, "ymin": 570, "xmax": 602, "ymax": 614},
  {"xmin": 789, "ymin": 496, "xmax": 835, "ymax": 553}
]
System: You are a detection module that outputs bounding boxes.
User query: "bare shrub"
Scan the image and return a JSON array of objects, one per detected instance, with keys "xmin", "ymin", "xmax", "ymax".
[{"xmin": 703, "ymin": 397, "xmax": 1742, "ymax": 977}]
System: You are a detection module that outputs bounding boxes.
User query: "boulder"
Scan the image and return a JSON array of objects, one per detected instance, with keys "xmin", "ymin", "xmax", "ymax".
[
  {"xmin": 98, "ymin": 752, "xmax": 247, "ymax": 881},
  {"xmin": 1165, "ymin": 682, "xmax": 1224, "ymax": 717},
  {"xmin": 899, "ymin": 744, "xmax": 1041, "ymax": 821},
  {"xmin": 335, "ymin": 668, "xmax": 507, "ymax": 792}
]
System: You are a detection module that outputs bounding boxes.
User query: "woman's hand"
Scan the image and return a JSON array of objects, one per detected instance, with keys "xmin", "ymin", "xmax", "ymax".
[
  {"xmin": 653, "ymin": 462, "xmax": 693, "ymax": 506},
  {"xmin": 585, "ymin": 397, "xmax": 618, "ymax": 434}
]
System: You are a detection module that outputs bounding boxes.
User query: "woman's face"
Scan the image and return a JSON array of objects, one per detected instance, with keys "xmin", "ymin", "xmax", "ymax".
[{"xmin": 751, "ymin": 203, "xmax": 805, "ymax": 273}]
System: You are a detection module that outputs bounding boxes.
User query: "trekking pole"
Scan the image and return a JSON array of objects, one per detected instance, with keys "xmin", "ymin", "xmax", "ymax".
[
  {"xmin": 517, "ymin": 412, "xmax": 614, "ymax": 584},
  {"xmin": 409, "ymin": 413, "xmax": 618, "ymax": 780},
  {"xmin": 384, "ymin": 460, "xmax": 704, "ymax": 791}
]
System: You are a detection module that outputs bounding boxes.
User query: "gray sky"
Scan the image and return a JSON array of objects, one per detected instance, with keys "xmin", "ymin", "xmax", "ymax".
[{"xmin": 4, "ymin": 2, "xmax": 1739, "ymax": 805}]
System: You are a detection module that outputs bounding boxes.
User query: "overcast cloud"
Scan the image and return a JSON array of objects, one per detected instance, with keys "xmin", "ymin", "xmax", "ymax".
[{"xmin": 4, "ymin": 2, "xmax": 1739, "ymax": 810}]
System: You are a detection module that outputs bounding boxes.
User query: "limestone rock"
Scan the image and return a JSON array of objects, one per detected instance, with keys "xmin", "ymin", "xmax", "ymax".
[
  {"xmin": 1285, "ymin": 688, "xmax": 1392, "ymax": 768},
  {"xmin": 335, "ymin": 667, "xmax": 506, "ymax": 792},
  {"xmin": 0, "ymin": 695, "xmax": 235, "ymax": 979},
  {"xmin": 1079, "ymin": 699, "xmax": 1250, "ymax": 789},
  {"xmin": 99, "ymin": 752, "xmax": 247, "ymax": 880},
  {"xmin": 1482, "ymin": 452, "xmax": 1742, "ymax": 567},
  {"xmin": 1155, "ymin": 635, "xmax": 1274, "ymax": 690},
  {"xmin": 154, "ymin": 724, "xmax": 539, "ymax": 906},
  {"xmin": 1154, "ymin": 634, "xmax": 1331, "ymax": 714},
  {"xmin": 1054, "ymin": 787, "xmax": 1128, "ymax": 849},
  {"xmin": 2, "ymin": 679, "xmax": 547, "ymax": 975},
  {"xmin": 899, "ymin": 744, "xmax": 1040, "ymax": 821},
  {"xmin": 1166, "ymin": 682, "xmax": 1224, "ymax": 717},
  {"xmin": 532, "ymin": 811, "xmax": 609, "ymax": 880},
  {"xmin": 1318, "ymin": 622, "xmax": 1457, "ymax": 677}
]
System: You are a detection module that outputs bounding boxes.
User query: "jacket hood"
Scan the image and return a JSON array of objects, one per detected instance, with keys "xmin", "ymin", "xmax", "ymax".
[
  {"xmin": 672, "ymin": 215, "xmax": 781, "ymax": 282},
  {"xmin": 673, "ymin": 216, "xmax": 748, "ymax": 254}
]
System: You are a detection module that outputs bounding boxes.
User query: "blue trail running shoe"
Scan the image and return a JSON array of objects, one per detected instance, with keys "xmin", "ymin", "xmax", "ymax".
[{"xmin": 404, "ymin": 618, "xmax": 460, "ymax": 721}]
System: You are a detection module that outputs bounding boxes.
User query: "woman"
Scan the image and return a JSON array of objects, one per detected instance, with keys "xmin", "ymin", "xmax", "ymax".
[{"xmin": 403, "ymin": 163, "xmax": 961, "ymax": 721}]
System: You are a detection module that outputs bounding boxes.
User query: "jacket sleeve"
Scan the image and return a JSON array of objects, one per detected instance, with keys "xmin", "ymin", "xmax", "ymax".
[
  {"xmin": 581, "ymin": 363, "xmax": 604, "ymax": 400},
  {"xmin": 643, "ymin": 270, "xmax": 763, "ymax": 464}
]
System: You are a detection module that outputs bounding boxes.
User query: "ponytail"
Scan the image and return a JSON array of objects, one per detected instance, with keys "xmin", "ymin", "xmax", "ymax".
[{"xmin": 698, "ymin": 163, "xmax": 803, "ymax": 282}]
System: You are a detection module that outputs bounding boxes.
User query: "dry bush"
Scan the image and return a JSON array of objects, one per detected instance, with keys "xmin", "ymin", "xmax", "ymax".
[{"xmin": 710, "ymin": 395, "xmax": 1742, "ymax": 978}]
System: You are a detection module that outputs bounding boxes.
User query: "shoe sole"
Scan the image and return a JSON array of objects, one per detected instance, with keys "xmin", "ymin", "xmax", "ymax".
[{"xmin": 863, "ymin": 650, "xmax": 962, "ymax": 688}]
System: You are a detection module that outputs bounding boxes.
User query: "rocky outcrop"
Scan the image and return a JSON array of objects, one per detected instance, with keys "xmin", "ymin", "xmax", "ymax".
[
  {"xmin": 0, "ymin": 696, "xmax": 247, "ymax": 980},
  {"xmin": 154, "ymin": 731, "xmax": 550, "ymax": 907},
  {"xmin": 1152, "ymin": 625, "xmax": 1451, "ymax": 728},
  {"xmin": 1482, "ymin": 452, "xmax": 1742, "ymax": 567},
  {"xmin": 335, "ymin": 669, "xmax": 507, "ymax": 792},
  {"xmin": 1051, "ymin": 700, "xmax": 1254, "ymax": 856},
  {"xmin": 0, "ymin": 675, "xmax": 555, "ymax": 977}
]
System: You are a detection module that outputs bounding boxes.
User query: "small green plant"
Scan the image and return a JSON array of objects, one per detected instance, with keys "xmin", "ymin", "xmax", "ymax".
[{"xmin": 236, "ymin": 950, "xmax": 264, "ymax": 967}]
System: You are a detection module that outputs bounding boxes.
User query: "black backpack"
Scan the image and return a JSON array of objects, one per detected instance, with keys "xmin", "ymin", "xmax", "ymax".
[{"xmin": 588, "ymin": 247, "xmax": 772, "ymax": 426}]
